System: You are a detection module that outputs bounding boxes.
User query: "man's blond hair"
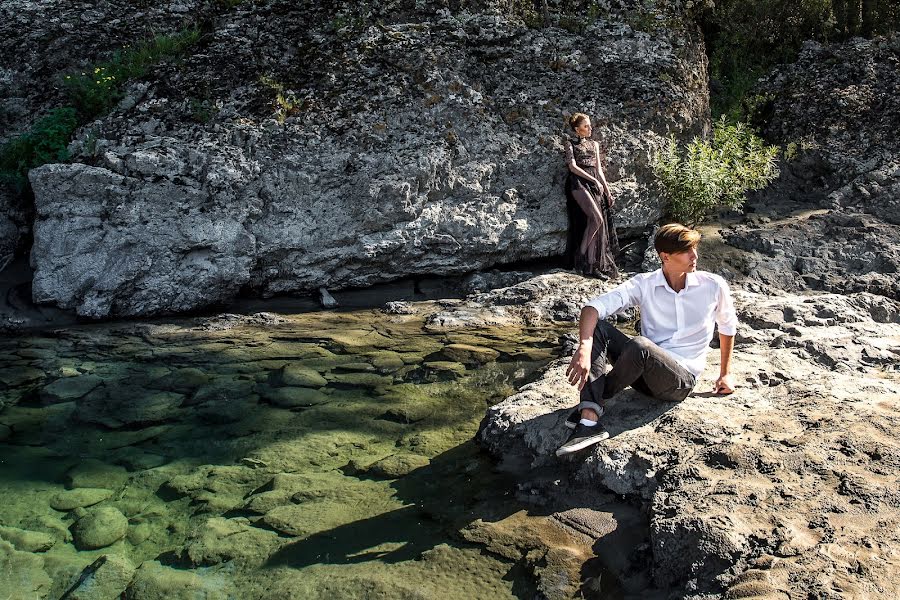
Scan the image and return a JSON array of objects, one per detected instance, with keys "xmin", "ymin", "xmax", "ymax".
[{"xmin": 654, "ymin": 223, "xmax": 701, "ymax": 255}]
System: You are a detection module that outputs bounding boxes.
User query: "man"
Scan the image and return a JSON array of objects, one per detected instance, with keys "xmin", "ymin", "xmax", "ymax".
[{"xmin": 557, "ymin": 223, "xmax": 738, "ymax": 456}]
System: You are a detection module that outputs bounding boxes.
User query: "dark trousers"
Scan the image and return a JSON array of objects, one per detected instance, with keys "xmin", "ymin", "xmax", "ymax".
[{"xmin": 579, "ymin": 321, "xmax": 696, "ymax": 412}]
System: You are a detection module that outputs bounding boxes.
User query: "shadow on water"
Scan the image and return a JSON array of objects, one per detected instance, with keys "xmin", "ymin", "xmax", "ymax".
[
  {"xmin": 267, "ymin": 440, "xmax": 524, "ymax": 566},
  {"xmin": 265, "ymin": 439, "xmax": 548, "ymax": 599}
]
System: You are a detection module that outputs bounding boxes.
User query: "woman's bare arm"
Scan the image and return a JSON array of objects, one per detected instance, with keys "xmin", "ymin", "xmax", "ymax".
[
  {"xmin": 565, "ymin": 139, "xmax": 603, "ymax": 190},
  {"xmin": 593, "ymin": 142, "xmax": 613, "ymax": 204}
]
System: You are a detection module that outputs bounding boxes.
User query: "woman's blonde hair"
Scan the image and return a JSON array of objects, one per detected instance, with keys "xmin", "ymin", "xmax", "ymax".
[
  {"xmin": 654, "ymin": 223, "xmax": 701, "ymax": 255},
  {"xmin": 568, "ymin": 112, "xmax": 589, "ymax": 131}
]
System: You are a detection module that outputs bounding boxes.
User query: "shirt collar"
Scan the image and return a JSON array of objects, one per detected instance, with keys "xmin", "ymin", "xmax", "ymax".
[{"xmin": 654, "ymin": 269, "xmax": 700, "ymax": 292}]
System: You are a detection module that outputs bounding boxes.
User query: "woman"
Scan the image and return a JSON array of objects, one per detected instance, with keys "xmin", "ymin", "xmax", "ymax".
[{"xmin": 564, "ymin": 113, "xmax": 619, "ymax": 279}]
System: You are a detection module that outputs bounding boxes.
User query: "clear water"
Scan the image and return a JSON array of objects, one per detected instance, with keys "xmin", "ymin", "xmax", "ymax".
[{"xmin": 0, "ymin": 307, "xmax": 567, "ymax": 599}]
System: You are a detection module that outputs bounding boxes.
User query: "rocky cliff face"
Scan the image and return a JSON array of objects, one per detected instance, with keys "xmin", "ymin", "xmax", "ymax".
[
  {"xmin": 0, "ymin": 0, "xmax": 207, "ymax": 271},
  {"xmin": 3, "ymin": 1, "xmax": 710, "ymax": 318},
  {"xmin": 723, "ymin": 34, "xmax": 900, "ymax": 301}
]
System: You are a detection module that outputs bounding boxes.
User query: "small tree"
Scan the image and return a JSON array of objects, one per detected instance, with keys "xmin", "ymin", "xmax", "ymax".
[{"xmin": 654, "ymin": 117, "xmax": 779, "ymax": 226}]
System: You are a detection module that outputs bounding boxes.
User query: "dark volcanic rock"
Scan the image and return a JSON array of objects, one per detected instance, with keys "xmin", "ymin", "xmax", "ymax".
[{"xmin": 757, "ymin": 36, "xmax": 900, "ymax": 187}]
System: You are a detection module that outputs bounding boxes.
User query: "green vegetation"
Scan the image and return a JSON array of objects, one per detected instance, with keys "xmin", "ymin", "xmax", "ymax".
[
  {"xmin": 700, "ymin": 0, "xmax": 900, "ymax": 120},
  {"xmin": 0, "ymin": 108, "xmax": 78, "ymax": 190},
  {"xmin": 259, "ymin": 76, "xmax": 300, "ymax": 124},
  {"xmin": 63, "ymin": 28, "xmax": 200, "ymax": 119},
  {"xmin": 0, "ymin": 28, "xmax": 201, "ymax": 191},
  {"xmin": 189, "ymin": 98, "xmax": 217, "ymax": 124},
  {"xmin": 654, "ymin": 117, "xmax": 780, "ymax": 225}
]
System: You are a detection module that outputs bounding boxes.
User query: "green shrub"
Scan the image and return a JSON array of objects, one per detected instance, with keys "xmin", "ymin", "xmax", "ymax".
[
  {"xmin": 654, "ymin": 117, "xmax": 780, "ymax": 225},
  {"xmin": 0, "ymin": 28, "xmax": 201, "ymax": 196},
  {"xmin": 0, "ymin": 108, "xmax": 79, "ymax": 190},
  {"xmin": 63, "ymin": 28, "xmax": 200, "ymax": 119}
]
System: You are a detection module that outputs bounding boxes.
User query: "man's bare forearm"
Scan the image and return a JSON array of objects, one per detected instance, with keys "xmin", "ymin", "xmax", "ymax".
[
  {"xmin": 579, "ymin": 306, "xmax": 600, "ymax": 347},
  {"xmin": 719, "ymin": 333, "xmax": 734, "ymax": 376}
]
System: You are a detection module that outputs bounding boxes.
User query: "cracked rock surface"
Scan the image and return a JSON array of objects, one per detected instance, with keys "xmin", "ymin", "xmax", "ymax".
[{"xmin": 8, "ymin": 0, "xmax": 710, "ymax": 317}]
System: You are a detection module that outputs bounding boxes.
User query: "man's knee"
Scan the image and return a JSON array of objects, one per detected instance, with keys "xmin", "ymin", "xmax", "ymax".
[
  {"xmin": 621, "ymin": 336, "xmax": 654, "ymax": 360},
  {"xmin": 631, "ymin": 336, "xmax": 655, "ymax": 349}
]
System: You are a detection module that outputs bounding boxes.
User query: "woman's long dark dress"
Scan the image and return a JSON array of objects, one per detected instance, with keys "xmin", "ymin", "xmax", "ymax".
[{"xmin": 564, "ymin": 137, "xmax": 619, "ymax": 278}]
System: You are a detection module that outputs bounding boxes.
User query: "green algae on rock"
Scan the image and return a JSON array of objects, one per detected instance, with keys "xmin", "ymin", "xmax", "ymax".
[{"xmin": 71, "ymin": 506, "xmax": 129, "ymax": 550}]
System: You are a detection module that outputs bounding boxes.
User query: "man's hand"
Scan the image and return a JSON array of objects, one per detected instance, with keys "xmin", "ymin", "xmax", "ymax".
[
  {"xmin": 566, "ymin": 344, "xmax": 592, "ymax": 390},
  {"xmin": 714, "ymin": 374, "xmax": 735, "ymax": 395}
]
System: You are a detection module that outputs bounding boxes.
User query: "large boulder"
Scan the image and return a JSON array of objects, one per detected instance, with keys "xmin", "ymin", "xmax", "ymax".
[{"xmin": 25, "ymin": 2, "xmax": 709, "ymax": 318}]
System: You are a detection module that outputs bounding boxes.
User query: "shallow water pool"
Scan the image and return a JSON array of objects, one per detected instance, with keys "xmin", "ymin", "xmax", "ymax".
[{"xmin": 0, "ymin": 307, "xmax": 568, "ymax": 599}]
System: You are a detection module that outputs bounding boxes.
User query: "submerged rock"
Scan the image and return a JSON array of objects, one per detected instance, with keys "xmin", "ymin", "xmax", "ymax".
[
  {"xmin": 349, "ymin": 453, "xmax": 431, "ymax": 479},
  {"xmin": 179, "ymin": 517, "xmax": 281, "ymax": 568},
  {"xmin": 71, "ymin": 506, "xmax": 129, "ymax": 550},
  {"xmin": 65, "ymin": 460, "xmax": 129, "ymax": 490},
  {"xmin": 60, "ymin": 554, "xmax": 135, "ymax": 600},
  {"xmin": 76, "ymin": 387, "xmax": 185, "ymax": 429},
  {"xmin": 258, "ymin": 385, "xmax": 330, "ymax": 408},
  {"xmin": 278, "ymin": 365, "xmax": 328, "ymax": 388},
  {"xmin": 50, "ymin": 488, "xmax": 114, "ymax": 511},
  {"xmin": 0, "ymin": 539, "xmax": 52, "ymax": 599},
  {"xmin": 124, "ymin": 560, "xmax": 232, "ymax": 600},
  {"xmin": 39, "ymin": 375, "xmax": 103, "ymax": 404},
  {"xmin": 0, "ymin": 525, "xmax": 56, "ymax": 552}
]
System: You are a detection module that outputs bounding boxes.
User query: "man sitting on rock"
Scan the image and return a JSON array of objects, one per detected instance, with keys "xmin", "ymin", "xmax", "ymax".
[{"xmin": 557, "ymin": 223, "xmax": 738, "ymax": 456}]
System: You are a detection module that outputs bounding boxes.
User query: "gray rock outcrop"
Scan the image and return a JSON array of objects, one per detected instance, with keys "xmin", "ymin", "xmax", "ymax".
[{"xmin": 21, "ymin": 1, "xmax": 709, "ymax": 317}]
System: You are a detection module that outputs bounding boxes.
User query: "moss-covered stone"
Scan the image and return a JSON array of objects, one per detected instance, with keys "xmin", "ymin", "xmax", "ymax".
[
  {"xmin": 151, "ymin": 367, "xmax": 212, "ymax": 393},
  {"xmin": 50, "ymin": 488, "xmax": 114, "ymax": 511},
  {"xmin": 180, "ymin": 517, "xmax": 281, "ymax": 567},
  {"xmin": 125, "ymin": 560, "xmax": 233, "ymax": 600},
  {"xmin": 71, "ymin": 506, "xmax": 128, "ymax": 550},
  {"xmin": 327, "ymin": 372, "xmax": 392, "ymax": 388},
  {"xmin": 278, "ymin": 365, "xmax": 328, "ymax": 387},
  {"xmin": 62, "ymin": 554, "xmax": 135, "ymax": 600},
  {"xmin": 259, "ymin": 385, "xmax": 330, "ymax": 408},
  {"xmin": 0, "ymin": 525, "xmax": 56, "ymax": 552},
  {"xmin": 0, "ymin": 539, "xmax": 52, "ymax": 599},
  {"xmin": 436, "ymin": 344, "xmax": 501, "ymax": 365},
  {"xmin": 0, "ymin": 366, "xmax": 44, "ymax": 387},
  {"xmin": 163, "ymin": 465, "xmax": 270, "ymax": 514},
  {"xmin": 76, "ymin": 388, "xmax": 184, "ymax": 428},
  {"xmin": 351, "ymin": 453, "xmax": 430, "ymax": 479},
  {"xmin": 367, "ymin": 351, "xmax": 406, "ymax": 372}
]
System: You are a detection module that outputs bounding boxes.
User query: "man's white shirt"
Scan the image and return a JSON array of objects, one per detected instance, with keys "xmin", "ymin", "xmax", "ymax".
[{"xmin": 585, "ymin": 269, "xmax": 738, "ymax": 378}]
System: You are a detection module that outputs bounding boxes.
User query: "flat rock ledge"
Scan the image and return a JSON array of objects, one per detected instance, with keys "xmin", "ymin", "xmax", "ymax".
[{"xmin": 477, "ymin": 283, "xmax": 900, "ymax": 598}]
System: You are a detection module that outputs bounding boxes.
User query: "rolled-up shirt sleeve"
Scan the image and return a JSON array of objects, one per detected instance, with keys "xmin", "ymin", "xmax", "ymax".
[
  {"xmin": 715, "ymin": 278, "xmax": 738, "ymax": 336},
  {"xmin": 585, "ymin": 277, "xmax": 642, "ymax": 320}
]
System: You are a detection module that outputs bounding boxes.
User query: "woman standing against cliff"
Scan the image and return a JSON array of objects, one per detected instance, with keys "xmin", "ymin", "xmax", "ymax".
[{"xmin": 564, "ymin": 113, "xmax": 618, "ymax": 279}]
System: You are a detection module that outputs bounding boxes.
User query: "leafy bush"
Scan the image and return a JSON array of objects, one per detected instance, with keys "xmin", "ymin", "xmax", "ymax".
[
  {"xmin": 654, "ymin": 117, "xmax": 780, "ymax": 225},
  {"xmin": 63, "ymin": 28, "xmax": 200, "ymax": 119},
  {"xmin": 0, "ymin": 108, "xmax": 79, "ymax": 190},
  {"xmin": 0, "ymin": 28, "xmax": 202, "ymax": 194}
]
